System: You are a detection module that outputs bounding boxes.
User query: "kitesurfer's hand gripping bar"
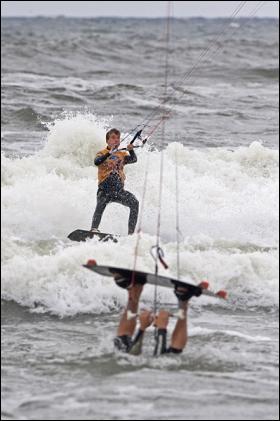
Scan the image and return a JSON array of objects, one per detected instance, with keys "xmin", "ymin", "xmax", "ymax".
[{"xmin": 116, "ymin": 129, "xmax": 148, "ymax": 152}]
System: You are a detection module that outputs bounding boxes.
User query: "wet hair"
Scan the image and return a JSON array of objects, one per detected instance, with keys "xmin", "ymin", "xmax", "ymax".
[{"xmin": 106, "ymin": 128, "xmax": 120, "ymax": 142}]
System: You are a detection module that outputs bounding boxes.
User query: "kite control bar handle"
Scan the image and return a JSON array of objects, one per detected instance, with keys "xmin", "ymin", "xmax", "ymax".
[
  {"xmin": 116, "ymin": 129, "xmax": 149, "ymax": 152},
  {"xmin": 130, "ymin": 129, "xmax": 143, "ymax": 145}
]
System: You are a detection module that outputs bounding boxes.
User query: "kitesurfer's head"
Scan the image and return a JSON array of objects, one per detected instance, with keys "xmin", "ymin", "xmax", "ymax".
[{"xmin": 106, "ymin": 128, "xmax": 121, "ymax": 148}]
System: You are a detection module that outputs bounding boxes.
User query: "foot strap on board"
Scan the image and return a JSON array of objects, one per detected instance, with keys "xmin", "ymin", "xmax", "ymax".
[{"xmin": 174, "ymin": 284, "xmax": 202, "ymax": 302}]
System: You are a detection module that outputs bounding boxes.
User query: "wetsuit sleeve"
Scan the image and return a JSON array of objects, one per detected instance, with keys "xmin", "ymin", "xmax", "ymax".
[
  {"xmin": 128, "ymin": 329, "xmax": 145, "ymax": 355},
  {"xmin": 154, "ymin": 328, "xmax": 167, "ymax": 356},
  {"xmin": 124, "ymin": 149, "xmax": 137, "ymax": 165},
  {"xmin": 94, "ymin": 152, "xmax": 110, "ymax": 166}
]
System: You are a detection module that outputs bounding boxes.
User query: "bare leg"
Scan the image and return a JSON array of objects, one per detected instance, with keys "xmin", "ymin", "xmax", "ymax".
[
  {"xmin": 171, "ymin": 281, "xmax": 208, "ymax": 351},
  {"xmin": 170, "ymin": 301, "xmax": 188, "ymax": 351},
  {"xmin": 117, "ymin": 284, "xmax": 143, "ymax": 337}
]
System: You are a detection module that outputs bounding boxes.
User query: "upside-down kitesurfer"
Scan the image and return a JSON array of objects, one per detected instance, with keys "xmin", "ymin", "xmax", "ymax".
[{"xmin": 114, "ymin": 278, "xmax": 206, "ymax": 356}]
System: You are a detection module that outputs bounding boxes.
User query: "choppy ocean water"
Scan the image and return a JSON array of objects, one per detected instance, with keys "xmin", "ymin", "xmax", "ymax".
[{"xmin": 1, "ymin": 16, "xmax": 279, "ymax": 420}]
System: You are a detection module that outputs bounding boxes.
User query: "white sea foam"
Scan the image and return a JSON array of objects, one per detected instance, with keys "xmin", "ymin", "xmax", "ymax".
[{"xmin": 1, "ymin": 113, "xmax": 279, "ymax": 315}]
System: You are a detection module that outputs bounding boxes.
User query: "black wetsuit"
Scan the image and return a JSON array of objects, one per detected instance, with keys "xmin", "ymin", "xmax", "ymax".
[{"xmin": 91, "ymin": 149, "xmax": 139, "ymax": 234}]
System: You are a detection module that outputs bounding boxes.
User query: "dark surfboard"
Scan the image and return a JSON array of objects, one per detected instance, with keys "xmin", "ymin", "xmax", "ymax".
[{"xmin": 68, "ymin": 230, "xmax": 118, "ymax": 243}]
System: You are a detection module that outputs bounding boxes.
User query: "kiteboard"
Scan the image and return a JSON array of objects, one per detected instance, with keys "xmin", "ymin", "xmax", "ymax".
[
  {"xmin": 83, "ymin": 260, "xmax": 227, "ymax": 300},
  {"xmin": 68, "ymin": 229, "xmax": 118, "ymax": 243}
]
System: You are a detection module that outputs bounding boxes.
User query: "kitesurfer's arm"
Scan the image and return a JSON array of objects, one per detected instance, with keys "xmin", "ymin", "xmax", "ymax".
[
  {"xmin": 94, "ymin": 151, "xmax": 111, "ymax": 166},
  {"xmin": 124, "ymin": 144, "xmax": 137, "ymax": 164},
  {"xmin": 94, "ymin": 146, "xmax": 119, "ymax": 166},
  {"xmin": 129, "ymin": 310, "xmax": 154, "ymax": 355}
]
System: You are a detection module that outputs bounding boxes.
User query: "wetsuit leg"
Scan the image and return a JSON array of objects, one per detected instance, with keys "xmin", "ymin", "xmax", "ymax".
[
  {"xmin": 91, "ymin": 190, "xmax": 111, "ymax": 230},
  {"xmin": 113, "ymin": 190, "xmax": 139, "ymax": 234}
]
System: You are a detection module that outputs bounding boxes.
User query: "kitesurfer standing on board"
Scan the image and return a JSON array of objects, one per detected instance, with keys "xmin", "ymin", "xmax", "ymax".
[{"xmin": 91, "ymin": 128, "xmax": 139, "ymax": 235}]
